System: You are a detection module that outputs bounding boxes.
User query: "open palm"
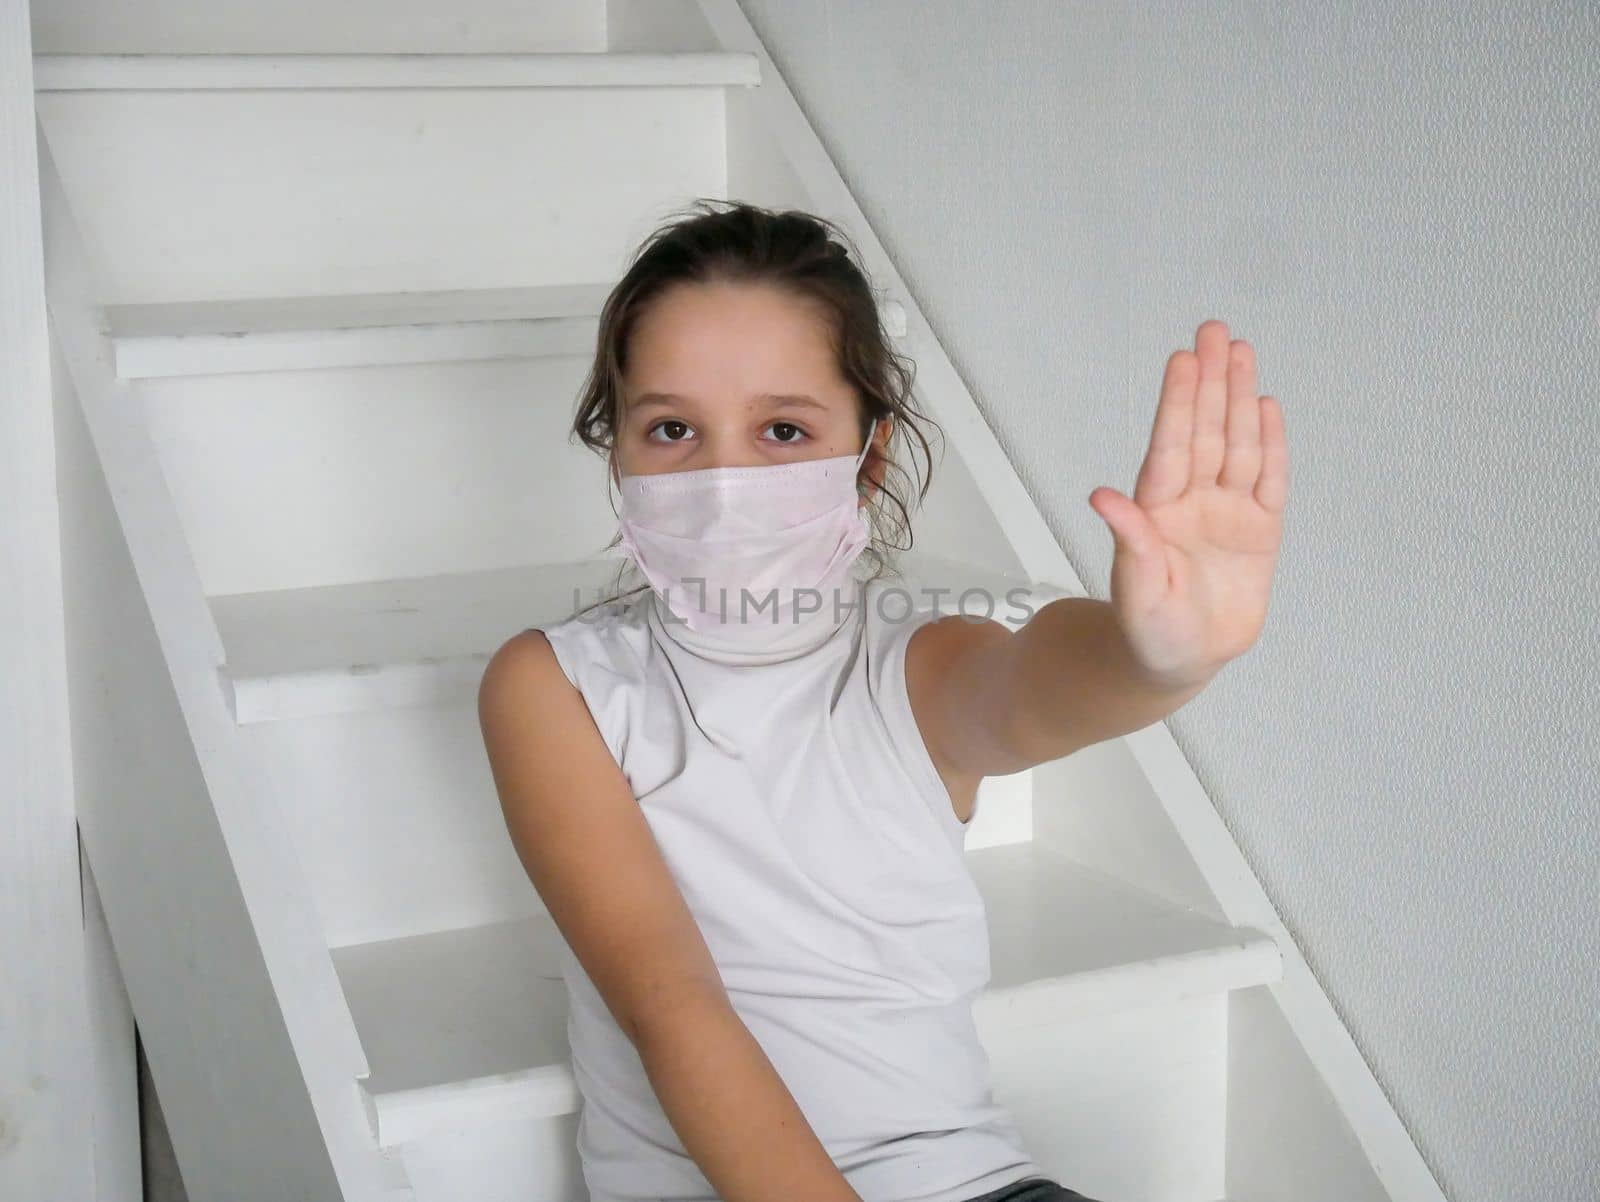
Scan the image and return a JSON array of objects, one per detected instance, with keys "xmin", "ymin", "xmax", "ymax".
[{"xmin": 1089, "ymin": 320, "xmax": 1289, "ymax": 688}]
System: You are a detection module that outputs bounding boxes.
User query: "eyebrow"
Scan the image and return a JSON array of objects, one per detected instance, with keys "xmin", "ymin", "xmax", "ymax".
[{"xmin": 630, "ymin": 391, "xmax": 830, "ymax": 413}]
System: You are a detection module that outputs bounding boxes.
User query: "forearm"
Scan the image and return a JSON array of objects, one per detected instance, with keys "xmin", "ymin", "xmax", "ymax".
[
  {"xmin": 996, "ymin": 596, "xmax": 1214, "ymax": 764},
  {"xmin": 633, "ymin": 992, "xmax": 861, "ymax": 1202}
]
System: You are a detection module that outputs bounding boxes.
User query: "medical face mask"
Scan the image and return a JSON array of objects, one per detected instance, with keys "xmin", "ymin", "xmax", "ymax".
[{"xmin": 616, "ymin": 419, "xmax": 879, "ymax": 634}]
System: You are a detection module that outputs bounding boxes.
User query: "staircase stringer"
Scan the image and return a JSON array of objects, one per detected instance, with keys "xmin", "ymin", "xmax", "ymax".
[
  {"xmin": 694, "ymin": 4, "xmax": 1447, "ymax": 1201},
  {"xmin": 37, "ymin": 123, "xmax": 401, "ymax": 1202}
]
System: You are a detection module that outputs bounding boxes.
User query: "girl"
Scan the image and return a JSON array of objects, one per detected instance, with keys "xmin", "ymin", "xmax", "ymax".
[{"xmin": 478, "ymin": 200, "xmax": 1287, "ymax": 1202}]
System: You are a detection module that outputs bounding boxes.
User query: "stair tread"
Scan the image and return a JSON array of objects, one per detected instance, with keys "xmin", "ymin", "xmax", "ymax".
[
  {"xmin": 211, "ymin": 553, "xmax": 1075, "ymax": 724},
  {"xmin": 35, "ymin": 50, "xmax": 762, "ymax": 93},
  {"xmin": 104, "ymin": 283, "xmax": 905, "ymax": 377},
  {"xmin": 215, "ymin": 555, "xmax": 614, "ymax": 666},
  {"xmin": 104, "ymin": 282, "xmax": 618, "ymax": 339},
  {"xmin": 332, "ymin": 842, "xmax": 1279, "ymax": 1148}
]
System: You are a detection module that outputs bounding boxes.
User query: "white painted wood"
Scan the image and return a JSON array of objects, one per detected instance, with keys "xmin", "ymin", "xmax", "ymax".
[
  {"xmin": 109, "ymin": 285, "xmax": 618, "ymax": 337},
  {"xmin": 607, "ymin": 0, "xmax": 722, "ymax": 54},
  {"xmin": 988, "ymin": 993, "xmax": 1229, "ymax": 1202},
  {"xmin": 80, "ymin": 846, "xmax": 142, "ymax": 1202},
  {"xmin": 34, "ymin": 64, "xmax": 941, "ymax": 605},
  {"xmin": 240, "ymin": 683, "xmax": 583, "ymax": 949},
  {"xmin": 214, "ymin": 557, "xmax": 627, "ymax": 724},
  {"xmin": 0, "ymin": 4, "xmax": 95, "ymax": 1195},
  {"xmin": 33, "ymin": 86, "xmax": 731, "ymax": 302},
  {"xmin": 971, "ymin": 846, "xmax": 1280, "ymax": 1031},
  {"xmin": 133, "ymin": 355, "xmax": 619, "ymax": 596},
  {"xmin": 334, "ymin": 917, "xmax": 577, "ymax": 1148},
  {"xmin": 1114, "ymin": 724, "xmax": 1449, "ymax": 1202},
  {"xmin": 242, "ymin": 695, "xmax": 1018, "ymax": 956},
  {"xmin": 104, "ymin": 284, "xmax": 903, "ymax": 378},
  {"xmin": 119, "ymin": 311, "xmax": 593, "ymax": 378},
  {"xmin": 394, "ymin": 1116, "xmax": 584, "ymax": 1202},
  {"xmin": 1226, "ymin": 985, "xmax": 1390, "ymax": 1202},
  {"xmin": 210, "ymin": 550, "xmax": 1076, "ymax": 725},
  {"xmin": 386, "ymin": 992, "xmax": 1229, "ymax": 1202},
  {"xmin": 235, "ymin": 672, "xmax": 1033, "ymax": 955},
  {"xmin": 965, "ymin": 766, "xmax": 1035, "ymax": 851},
  {"xmin": 128, "ymin": 346, "xmax": 978, "ymax": 611},
  {"xmin": 135, "ymin": 358, "xmax": 996, "ymax": 601},
  {"xmin": 1034, "ymin": 737, "xmax": 1231, "ymax": 920},
  {"xmin": 105, "ymin": 284, "xmax": 610, "ymax": 377},
  {"xmin": 40, "ymin": 134, "xmax": 394, "ymax": 1202},
  {"xmin": 332, "ymin": 843, "xmax": 1275, "ymax": 1151},
  {"xmin": 33, "ymin": 51, "xmax": 760, "ymax": 92},
  {"xmin": 33, "ymin": 0, "xmax": 609, "ymax": 55}
]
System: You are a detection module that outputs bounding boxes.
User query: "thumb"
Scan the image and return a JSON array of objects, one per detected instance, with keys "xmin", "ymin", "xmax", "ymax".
[
  {"xmin": 1092, "ymin": 487, "xmax": 1169, "ymax": 614},
  {"xmin": 1090, "ymin": 487, "xmax": 1158, "ymax": 557}
]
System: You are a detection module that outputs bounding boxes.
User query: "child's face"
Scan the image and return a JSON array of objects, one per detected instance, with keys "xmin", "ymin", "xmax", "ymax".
[{"xmin": 614, "ymin": 281, "xmax": 874, "ymax": 482}]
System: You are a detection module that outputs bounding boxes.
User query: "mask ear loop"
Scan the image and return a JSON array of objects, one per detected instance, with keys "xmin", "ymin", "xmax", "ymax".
[
  {"xmin": 605, "ymin": 448, "xmax": 624, "ymax": 524},
  {"xmin": 855, "ymin": 417, "xmax": 880, "ymax": 496},
  {"xmin": 604, "ymin": 446, "xmax": 641, "ymax": 599}
]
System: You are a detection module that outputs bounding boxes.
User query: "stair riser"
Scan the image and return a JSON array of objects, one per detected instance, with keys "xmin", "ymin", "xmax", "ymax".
[
  {"xmin": 988, "ymin": 993, "xmax": 1229, "ymax": 1202},
  {"xmin": 37, "ymin": 88, "xmax": 730, "ymax": 303},
  {"xmin": 380, "ymin": 993, "xmax": 1229, "ymax": 1202},
  {"xmin": 138, "ymin": 360, "xmax": 614, "ymax": 599},
  {"xmin": 248, "ymin": 704, "xmax": 1036, "ymax": 950},
  {"xmin": 245, "ymin": 703, "xmax": 543, "ymax": 948},
  {"xmin": 35, "ymin": 0, "xmax": 608, "ymax": 56}
]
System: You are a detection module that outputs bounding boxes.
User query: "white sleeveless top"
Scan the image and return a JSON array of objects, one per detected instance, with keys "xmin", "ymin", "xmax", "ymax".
[{"xmin": 532, "ymin": 566, "xmax": 1042, "ymax": 1202}]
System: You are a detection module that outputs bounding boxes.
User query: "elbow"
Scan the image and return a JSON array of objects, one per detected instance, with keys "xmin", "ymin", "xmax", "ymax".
[{"xmin": 626, "ymin": 981, "xmax": 732, "ymax": 1054}]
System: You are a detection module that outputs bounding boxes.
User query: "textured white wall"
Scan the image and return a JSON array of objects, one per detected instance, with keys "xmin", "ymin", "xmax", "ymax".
[{"xmin": 735, "ymin": 3, "xmax": 1599, "ymax": 1201}]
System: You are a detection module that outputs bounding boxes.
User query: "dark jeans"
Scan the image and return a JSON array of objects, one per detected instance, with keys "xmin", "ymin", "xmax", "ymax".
[{"xmin": 959, "ymin": 1175, "xmax": 1106, "ymax": 1202}]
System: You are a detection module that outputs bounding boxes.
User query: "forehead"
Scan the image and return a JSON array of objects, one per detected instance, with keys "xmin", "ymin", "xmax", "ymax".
[{"xmin": 624, "ymin": 281, "xmax": 841, "ymax": 389}]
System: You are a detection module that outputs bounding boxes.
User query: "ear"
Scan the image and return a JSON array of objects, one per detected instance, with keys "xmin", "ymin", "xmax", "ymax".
[{"xmin": 857, "ymin": 415, "xmax": 891, "ymax": 501}]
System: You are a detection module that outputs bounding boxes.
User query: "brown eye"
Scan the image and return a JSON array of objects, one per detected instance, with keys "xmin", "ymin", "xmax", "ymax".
[
  {"xmin": 649, "ymin": 420, "xmax": 692, "ymax": 443},
  {"xmin": 766, "ymin": 422, "xmax": 806, "ymax": 444}
]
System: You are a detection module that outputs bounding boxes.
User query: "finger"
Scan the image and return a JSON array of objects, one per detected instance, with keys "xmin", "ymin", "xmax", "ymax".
[
  {"xmin": 1190, "ymin": 320, "xmax": 1230, "ymax": 488},
  {"xmin": 1133, "ymin": 348, "xmax": 1197, "ymax": 510},
  {"xmin": 1254, "ymin": 395, "xmax": 1289, "ymax": 513},
  {"xmin": 1218, "ymin": 338, "xmax": 1263, "ymax": 491}
]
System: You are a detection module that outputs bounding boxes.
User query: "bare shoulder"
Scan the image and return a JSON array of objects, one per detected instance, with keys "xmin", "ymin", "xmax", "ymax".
[
  {"xmin": 477, "ymin": 626, "xmax": 608, "ymax": 835},
  {"xmin": 479, "ymin": 627, "xmax": 569, "ymax": 713}
]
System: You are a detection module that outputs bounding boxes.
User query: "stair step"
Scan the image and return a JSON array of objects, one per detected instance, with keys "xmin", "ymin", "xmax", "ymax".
[
  {"xmin": 210, "ymin": 553, "xmax": 1074, "ymax": 725},
  {"xmin": 212, "ymin": 558, "xmax": 622, "ymax": 725},
  {"xmin": 34, "ymin": 51, "xmax": 761, "ymax": 93},
  {"xmin": 972, "ymin": 848, "xmax": 1278, "ymax": 1028},
  {"xmin": 105, "ymin": 284, "xmax": 908, "ymax": 379},
  {"xmin": 106, "ymin": 283, "xmax": 606, "ymax": 378},
  {"xmin": 330, "ymin": 842, "xmax": 1280, "ymax": 1149}
]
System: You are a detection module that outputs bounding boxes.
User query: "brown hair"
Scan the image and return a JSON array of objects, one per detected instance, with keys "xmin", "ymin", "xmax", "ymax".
[{"xmin": 569, "ymin": 198, "xmax": 944, "ymax": 614}]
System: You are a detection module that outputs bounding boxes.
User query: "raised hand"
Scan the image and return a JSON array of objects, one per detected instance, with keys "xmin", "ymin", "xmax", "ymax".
[{"xmin": 1088, "ymin": 320, "xmax": 1289, "ymax": 689}]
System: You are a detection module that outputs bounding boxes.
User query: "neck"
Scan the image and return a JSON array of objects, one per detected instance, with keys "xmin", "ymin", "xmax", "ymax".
[{"xmin": 648, "ymin": 570, "xmax": 868, "ymax": 666}]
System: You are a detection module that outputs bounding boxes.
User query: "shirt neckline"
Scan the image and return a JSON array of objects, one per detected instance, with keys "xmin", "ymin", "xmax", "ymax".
[{"xmin": 646, "ymin": 571, "xmax": 870, "ymax": 666}]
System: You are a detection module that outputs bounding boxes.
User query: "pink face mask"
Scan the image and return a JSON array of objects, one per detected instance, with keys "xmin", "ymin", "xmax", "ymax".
[{"xmin": 616, "ymin": 419, "xmax": 879, "ymax": 633}]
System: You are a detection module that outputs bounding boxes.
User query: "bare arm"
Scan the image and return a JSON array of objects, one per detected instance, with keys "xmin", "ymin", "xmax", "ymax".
[
  {"xmin": 906, "ymin": 599, "xmax": 1213, "ymax": 780},
  {"xmin": 478, "ymin": 630, "xmax": 861, "ymax": 1202},
  {"xmin": 908, "ymin": 323, "xmax": 1287, "ymax": 786}
]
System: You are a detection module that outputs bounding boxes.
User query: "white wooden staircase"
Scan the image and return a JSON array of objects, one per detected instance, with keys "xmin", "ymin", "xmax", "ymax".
[{"xmin": 35, "ymin": 2, "xmax": 1446, "ymax": 1201}]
